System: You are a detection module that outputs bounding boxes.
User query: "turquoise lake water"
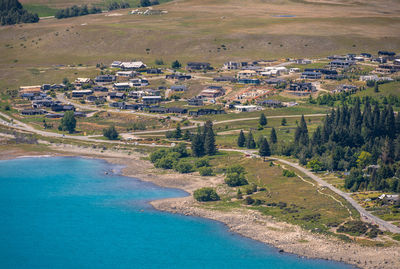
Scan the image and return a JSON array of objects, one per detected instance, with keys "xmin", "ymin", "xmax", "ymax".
[{"xmin": 0, "ymin": 157, "xmax": 353, "ymax": 269}]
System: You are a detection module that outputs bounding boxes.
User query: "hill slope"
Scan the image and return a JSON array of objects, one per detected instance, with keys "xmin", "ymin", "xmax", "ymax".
[{"xmin": 0, "ymin": 0, "xmax": 399, "ymax": 88}]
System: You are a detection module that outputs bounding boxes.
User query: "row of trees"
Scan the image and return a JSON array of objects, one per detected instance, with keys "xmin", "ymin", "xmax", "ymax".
[
  {"xmin": 1, "ymin": 0, "xmax": 39, "ymax": 25},
  {"xmin": 55, "ymin": 5, "xmax": 102, "ymax": 19},
  {"xmin": 108, "ymin": 1, "xmax": 130, "ymax": 10}
]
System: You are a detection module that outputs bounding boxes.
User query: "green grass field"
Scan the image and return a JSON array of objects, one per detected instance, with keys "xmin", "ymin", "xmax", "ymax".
[
  {"xmin": 23, "ymin": 4, "xmax": 58, "ymax": 17},
  {"xmin": 355, "ymin": 81, "xmax": 400, "ymax": 98}
]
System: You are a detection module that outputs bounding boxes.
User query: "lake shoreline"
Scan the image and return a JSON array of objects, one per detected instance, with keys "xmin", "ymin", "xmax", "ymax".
[{"xmin": 1, "ymin": 144, "xmax": 400, "ymax": 269}]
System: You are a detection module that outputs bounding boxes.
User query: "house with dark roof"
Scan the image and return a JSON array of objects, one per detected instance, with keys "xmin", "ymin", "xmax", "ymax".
[
  {"xmin": 237, "ymin": 78, "xmax": 260, "ymax": 85},
  {"xmin": 166, "ymin": 74, "xmax": 192, "ymax": 80},
  {"xmin": 187, "ymin": 97, "xmax": 204, "ymax": 106},
  {"xmin": 168, "ymin": 107, "xmax": 188, "ymax": 114},
  {"xmin": 329, "ymin": 60, "xmax": 355, "ymax": 68},
  {"xmin": 170, "ymin": 85, "xmax": 187, "ymax": 92},
  {"xmin": 257, "ymin": 100, "xmax": 283, "ymax": 108},
  {"xmin": 108, "ymin": 92, "xmax": 125, "ymax": 100},
  {"xmin": 95, "ymin": 75, "xmax": 116, "ymax": 83},
  {"xmin": 186, "ymin": 62, "xmax": 211, "ymax": 71},
  {"xmin": 189, "ymin": 109, "xmax": 226, "ymax": 116},
  {"xmin": 21, "ymin": 109, "xmax": 45, "ymax": 116},
  {"xmin": 213, "ymin": 76, "xmax": 236, "ymax": 82},
  {"xmin": 289, "ymin": 83, "xmax": 316, "ymax": 92},
  {"xmin": 265, "ymin": 78, "xmax": 286, "ymax": 85},
  {"xmin": 109, "ymin": 102, "xmax": 125, "ymax": 108},
  {"xmin": 142, "ymin": 96, "xmax": 162, "ymax": 105},
  {"xmin": 301, "ymin": 71, "xmax": 322, "ymax": 79},
  {"xmin": 147, "ymin": 68, "xmax": 163, "ymax": 74},
  {"xmin": 51, "ymin": 104, "xmax": 75, "ymax": 112},
  {"xmin": 93, "ymin": 86, "xmax": 108, "ymax": 92},
  {"xmin": 148, "ymin": 107, "xmax": 168, "ymax": 113}
]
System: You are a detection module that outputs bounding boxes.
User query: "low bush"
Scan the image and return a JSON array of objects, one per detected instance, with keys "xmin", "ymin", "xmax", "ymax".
[
  {"xmin": 199, "ymin": 167, "xmax": 213, "ymax": 176},
  {"xmin": 195, "ymin": 157, "xmax": 210, "ymax": 168},
  {"xmin": 193, "ymin": 187, "xmax": 220, "ymax": 202},
  {"xmin": 282, "ymin": 169, "xmax": 296, "ymax": 177},
  {"xmin": 244, "ymin": 196, "xmax": 254, "ymax": 205},
  {"xmin": 225, "ymin": 172, "xmax": 248, "ymax": 187},
  {"xmin": 225, "ymin": 165, "xmax": 248, "ymax": 187},
  {"xmin": 174, "ymin": 160, "xmax": 194, "ymax": 173}
]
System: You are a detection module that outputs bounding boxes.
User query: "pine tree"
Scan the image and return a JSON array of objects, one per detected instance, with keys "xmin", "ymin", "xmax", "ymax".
[
  {"xmin": 259, "ymin": 113, "xmax": 267, "ymax": 126},
  {"xmin": 182, "ymin": 130, "xmax": 191, "ymax": 140},
  {"xmin": 281, "ymin": 118, "xmax": 287, "ymax": 126},
  {"xmin": 204, "ymin": 121, "xmax": 216, "ymax": 155},
  {"xmin": 237, "ymin": 130, "xmax": 246, "ymax": 147},
  {"xmin": 381, "ymin": 137, "xmax": 394, "ymax": 165},
  {"xmin": 175, "ymin": 123, "xmax": 182, "ymax": 139},
  {"xmin": 374, "ymin": 83, "xmax": 379, "ymax": 92},
  {"xmin": 191, "ymin": 134, "xmax": 204, "ymax": 157},
  {"xmin": 246, "ymin": 131, "xmax": 256, "ymax": 149},
  {"xmin": 171, "ymin": 60, "xmax": 181, "ymax": 69},
  {"xmin": 259, "ymin": 137, "xmax": 271, "ymax": 161},
  {"xmin": 270, "ymin": 127, "xmax": 277, "ymax": 144},
  {"xmin": 300, "ymin": 115, "xmax": 309, "ymax": 145}
]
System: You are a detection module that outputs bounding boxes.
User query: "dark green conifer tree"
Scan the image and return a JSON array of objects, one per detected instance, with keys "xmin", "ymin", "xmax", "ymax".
[
  {"xmin": 270, "ymin": 127, "xmax": 277, "ymax": 144},
  {"xmin": 246, "ymin": 131, "xmax": 256, "ymax": 149},
  {"xmin": 259, "ymin": 113, "xmax": 267, "ymax": 126}
]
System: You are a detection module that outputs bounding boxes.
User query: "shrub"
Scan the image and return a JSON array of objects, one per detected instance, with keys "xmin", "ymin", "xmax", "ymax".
[
  {"xmin": 150, "ymin": 148, "xmax": 169, "ymax": 163},
  {"xmin": 282, "ymin": 169, "xmax": 296, "ymax": 177},
  {"xmin": 171, "ymin": 143, "xmax": 188, "ymax": 157},
  {"xmin": 103, "ymin": 125, "xmax": 119, "ymax": 140},
  {"xmin": 155, "ymin": 153, "xmax": 179, "ymax": 169},
  {"xmin": 236, "ymin": 188, "xmax": 243, "ymax": 199},
  {"xmin": 193, "ymin": 187, "xmax": 220, "ymax": 202},
  {"xmin": 174, "ymin": 160, "xmax": 194, "ymax": 173},
  {"xmin": 244, "ymin": 187, "xmax": 253, "ymax": 195},
  {"xmin": 306, "ymin": 159, "xmax": 324, "ymax": 172},
  {"xmin": 244, "ymin": 196, "xmax": 254, "ymax": 205},
  {"xmin": 226, "ymin": 164, "xmax": 245, "ymax": 175},
  {"xmin": 225, "ymin": 164, "xmax": 248, "ymax": 187},
  {"xmin": 195, "ymin": 157, "xmax": 210, "ymax": 168},
  {"xmin": 199, "ymin": 167, "xmax": 213, "ymax": 176},
  {"xmin": 225, "ymin": 172, "xmax": 248, "ymax": 187}
]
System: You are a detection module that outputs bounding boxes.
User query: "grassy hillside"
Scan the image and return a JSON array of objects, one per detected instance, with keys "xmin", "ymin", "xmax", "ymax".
[{"xmin": 0, "ymin": 0, "xmax": 399, "ymax": 89}]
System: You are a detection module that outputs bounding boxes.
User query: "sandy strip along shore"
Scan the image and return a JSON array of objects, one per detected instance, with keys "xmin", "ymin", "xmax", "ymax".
[{"xmin": 1, "ymin": 144, "xmax": 400, "ymax": 269}]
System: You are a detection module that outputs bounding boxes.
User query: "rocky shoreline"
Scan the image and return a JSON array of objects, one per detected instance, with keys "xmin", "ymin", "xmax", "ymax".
[{"xmin": 1, "ymin": 144, "xmax": 400, "ymax": 269}]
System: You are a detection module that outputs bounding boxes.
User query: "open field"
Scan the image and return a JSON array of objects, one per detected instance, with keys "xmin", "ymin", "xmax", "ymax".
[
  {"xmin": 354, "ymin": 81, "xmax": 400, "ymax": 98},
  {"xmin": 202, "ymin": 154, "xmax": 359, "ymax": 235},
  {"xmin": 1, "ymin": 0, "xmax": 400, "ymax": 91}
]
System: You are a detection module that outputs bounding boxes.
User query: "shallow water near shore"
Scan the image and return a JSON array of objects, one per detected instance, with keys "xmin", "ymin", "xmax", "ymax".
[{"xmin": 0, "ymin": 157, "xmax": 353, "ymax": 269}]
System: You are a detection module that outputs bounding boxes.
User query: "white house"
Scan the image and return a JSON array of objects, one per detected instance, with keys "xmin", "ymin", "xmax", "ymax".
[
  {"xmin": 237, "ymin": 70, "xmax": 257, "ymax": 79},
  {"xmin": 120, "ymin": 61, "xmax": 147, "ymax": 70},
  {"xmin": 234, "ymin": 105, "xmax": 262, "ymax": 112}
]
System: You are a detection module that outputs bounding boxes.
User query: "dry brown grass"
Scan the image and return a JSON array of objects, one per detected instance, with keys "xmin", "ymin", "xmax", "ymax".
[{"xmin": 0, "ymin": 0, "xmax": 399, "ymax": 90}]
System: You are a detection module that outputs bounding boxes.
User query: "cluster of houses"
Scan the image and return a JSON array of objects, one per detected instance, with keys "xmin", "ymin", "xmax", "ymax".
[
  {"xmin": 16, "ymin": 50, "xmax": 399, "ymax": 118},
  {"xmin": 19, "ymin": 85, "xmax": 78, "ymax": 118}
]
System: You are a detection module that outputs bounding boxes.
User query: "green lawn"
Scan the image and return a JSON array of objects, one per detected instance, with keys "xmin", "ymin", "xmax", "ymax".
[
  {"xmin": 24, "ymin": 4, "xmax": 58, "ymax": 17},
  {"xmin": 354, "ymin": 81, "xmax": 400, "ymax": 98}
]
